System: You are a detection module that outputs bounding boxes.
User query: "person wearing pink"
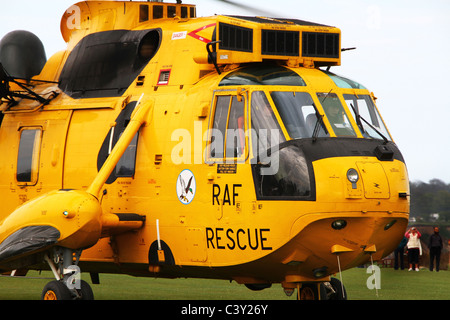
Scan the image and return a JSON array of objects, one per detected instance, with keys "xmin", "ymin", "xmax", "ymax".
[{"xmin": 405, "ymin": 227, "xmax": 422, "ymax": 271}]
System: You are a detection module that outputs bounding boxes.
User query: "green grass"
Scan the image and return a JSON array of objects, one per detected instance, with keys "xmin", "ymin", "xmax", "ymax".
[
  {"xmin": 340, "ymin": 267, "xmax": 450, "ymax": 300},
  {"xmin": 0, "ymin": 267, "xmax": 449, "ymax": 300}
]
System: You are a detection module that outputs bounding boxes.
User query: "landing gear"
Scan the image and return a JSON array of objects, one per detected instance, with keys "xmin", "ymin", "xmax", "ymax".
[
  {"xmin": 42, "ymin": 280, "xmax": 72, "ymax": 300},
  {"xmin": 297, "ymin": 282, "xmax": 327, "ymax": 300},
  {"xmin": 42, "ymin": 247, "xmax": 94, "ymax": 300},
  {"xmin": 293, "ymin": 278, "xmax": 347, "ymax": 300}
]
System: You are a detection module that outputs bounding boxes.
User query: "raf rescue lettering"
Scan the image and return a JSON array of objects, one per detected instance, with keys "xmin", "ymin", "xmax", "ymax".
[
  {"xmin": 206, "ymin": 228, "xmax": 272, "ymax": 251},
  {"xmin": 212, "ymin": 184, "xmax": 242, "ymax": 205}
]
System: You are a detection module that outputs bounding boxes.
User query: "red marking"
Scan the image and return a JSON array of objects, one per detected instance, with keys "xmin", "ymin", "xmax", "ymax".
[{"xmin": 188, "ymin": 23, "xmax": 216, "ymax": 43}]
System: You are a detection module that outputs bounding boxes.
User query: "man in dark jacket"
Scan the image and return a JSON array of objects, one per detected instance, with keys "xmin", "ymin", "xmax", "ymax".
[
  {"xmin": 429, "ymin": 227, "xmax": 443, "ymax": 272},
  {"xmin": 394, "ymin": 236, "xmax": 408, "ymax": 270}
]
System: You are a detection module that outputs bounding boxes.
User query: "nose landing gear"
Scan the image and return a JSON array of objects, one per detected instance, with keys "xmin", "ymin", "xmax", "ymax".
[{"xmin": 41, "ymin": 247, "xmax": 94, "ymax": 300}]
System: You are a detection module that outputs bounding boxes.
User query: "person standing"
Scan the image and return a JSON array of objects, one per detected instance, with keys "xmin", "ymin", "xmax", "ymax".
[
  {"xmin": 428, "ymin": 227, "xmax": 443, "ymax": 272},
  {"xmin": 405, "ymin": 227, "xmax": 422, "ymax": 271},
  {"xmin": 394, "ymin": 236, "xmax": 408, "ymax": 270}
]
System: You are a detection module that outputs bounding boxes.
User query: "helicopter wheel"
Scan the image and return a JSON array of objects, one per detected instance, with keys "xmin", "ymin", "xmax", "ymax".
[
  {"xmin": 298, "ymin": 283, "xmax": 327, "ymax": 300},
  {"xmin": 42, "ymin": 248, "xmax": 94, "ymax": 300},
  {"xmin": 42, "ymin": 280, "xmax": 94, "ymax": 300},
  {"xmin": 42, "ymin": 280, "xmax": 73, "ymax": 300},
  {"xmin": 77, "ymin": 280, "xmax": 94, "ymax": 300}
]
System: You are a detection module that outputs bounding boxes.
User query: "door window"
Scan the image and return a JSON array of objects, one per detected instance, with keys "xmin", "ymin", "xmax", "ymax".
[
  {"xmin": 209, "ymin": 94, "xmax": 246, "ymax": 162},
  {"xmin": 17, "ymin": 128, "xmax": 42, "ymax": 185}
]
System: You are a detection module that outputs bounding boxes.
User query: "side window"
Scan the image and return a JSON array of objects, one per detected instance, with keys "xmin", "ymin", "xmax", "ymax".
[
  {"xmin": 226, "ymin": 97, "xmax": 245, "ymax": 158},
  {"xmin": 17, "ymin": 128, "xmax": 42, "ymax": 185},
  {"xmin": 210, "ymin": 96, "xmax": 229, "ymax": 159},
  {"xmin": 116, "ymin": 133, "xmax": 139, "ymax": 178},
  {"xmin": 97, "ymin": 102, "xmax": 140, "ymax": 184},
  {"xmin": 209, "ymin": 94, "xmax": 246, "ymax": 161}
]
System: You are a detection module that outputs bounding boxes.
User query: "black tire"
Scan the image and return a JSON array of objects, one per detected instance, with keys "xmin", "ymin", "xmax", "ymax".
[
  {"xmin": 42, "ymin": 280, "xmax": 73, "ymax": 300},
  {"xmin": 244, "ymin": 283, "xmax": 272, "ymax": 291},
  {"xmin": 78, "ymin": 280, "xmax": 95, "ymax": 300}
]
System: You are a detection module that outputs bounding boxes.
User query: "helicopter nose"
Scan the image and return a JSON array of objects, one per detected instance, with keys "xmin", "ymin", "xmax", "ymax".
[{"xmin": 0, "ymin": 189, "xmax": 103, "ymax": 264}]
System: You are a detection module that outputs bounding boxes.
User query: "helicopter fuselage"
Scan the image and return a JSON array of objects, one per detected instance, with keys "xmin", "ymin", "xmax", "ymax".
[{"xmin": 0, "ymin": 1, "xmax": 409, "ymax": 297}]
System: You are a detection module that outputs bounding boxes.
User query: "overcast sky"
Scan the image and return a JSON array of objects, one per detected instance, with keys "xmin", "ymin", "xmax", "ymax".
[{"xmin": 1, "ymin": 0, "xmax": 449, "ymax": 183}]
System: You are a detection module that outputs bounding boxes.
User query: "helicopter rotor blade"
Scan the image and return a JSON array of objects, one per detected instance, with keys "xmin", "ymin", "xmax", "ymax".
[{"xmin": 214, "ymin": 0, "xmax": 279, "ymax": 17}]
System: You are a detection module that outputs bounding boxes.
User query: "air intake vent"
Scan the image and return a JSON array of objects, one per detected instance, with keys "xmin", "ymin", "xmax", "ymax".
[
  {"xmin": 262, "ymin": 30, "xmax": 299, "ymax": 56},
  {"xmin": 302, "ymin": 32, "xmax": 340, "ymax": 58},
  {"xmin": 219, "ymin": 23, "xmax": 253, "ymax": 52}
]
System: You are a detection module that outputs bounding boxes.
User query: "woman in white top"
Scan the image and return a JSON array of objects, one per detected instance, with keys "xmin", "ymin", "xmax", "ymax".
[{"xmin": 405, "ymin": 227, "xmax": 422, "ymax": 271}]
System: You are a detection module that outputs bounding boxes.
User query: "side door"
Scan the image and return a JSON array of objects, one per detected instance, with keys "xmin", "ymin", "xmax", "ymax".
[
  {"xmin": 207, "ymin": 90, "xmax": 248, "ymax": 221},
  {"xmin": 5, "ymin": 110, "xmax": 72, "ymax": 211},
  {"xmin": 207, "ymin": 91, "xmax": 248, "ymax": 164}
]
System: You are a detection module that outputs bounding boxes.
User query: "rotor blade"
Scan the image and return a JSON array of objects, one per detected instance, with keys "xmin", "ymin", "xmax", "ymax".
[{"xmin": 214, "ymin": 0, "xmax": 279, "ymax": 17}]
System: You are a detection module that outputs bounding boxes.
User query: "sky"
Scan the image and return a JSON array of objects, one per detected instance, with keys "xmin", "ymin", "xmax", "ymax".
[{"xmin": 0, "ymin": 0, "xmax": 449, "ymax": 183}]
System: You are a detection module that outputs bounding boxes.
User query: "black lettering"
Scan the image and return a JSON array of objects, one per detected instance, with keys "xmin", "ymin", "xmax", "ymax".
[
  {"xmin": 206, "ymin": 227, "xmax": 272, "ymax": 251},
  {"xmin": 216, "ymin": 228, "xmax": 225, "ymax": 249},
  {"xmin": 212, "ymin": 184, "xmax": 220, "ymax": 205},
  {"xmin": 223, "ymin": 184, "xmax": 231, "ymax": 205},
  {"xmin": 206, "ymin": 228, "xmax": 215, "ymax": 249},
  {"xmin": 248, "ymin": 229, "xmax": 259, "ymax": 250},
  {"xmin": 260, "ymin": 229, "xmax": 272, "ymax": 250},
  {"xmin": 237, "ymin": 229, "xmax": 246, "ymax": 250},
  {"xmin": 226, "ymin": 229, "xmax": 236, "ymax": 250},
  {"xmin": 232, "ymin": 184, "xmax": 242, "ymax": 205}
]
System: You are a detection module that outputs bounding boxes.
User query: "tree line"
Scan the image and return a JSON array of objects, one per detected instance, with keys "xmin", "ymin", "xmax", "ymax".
[{"xmin": 410, "ymin": 179, "xmax": 450, "ymax": 222}]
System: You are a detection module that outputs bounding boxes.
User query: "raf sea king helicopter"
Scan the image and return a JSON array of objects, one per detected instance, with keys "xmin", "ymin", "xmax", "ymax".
[{"xmin": 0, "ymin": 0, "xmax": 409, "ymax": 300}]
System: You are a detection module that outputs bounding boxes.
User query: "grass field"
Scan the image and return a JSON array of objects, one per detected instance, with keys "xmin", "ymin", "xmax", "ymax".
[{"xmin": 1, "ymin": 266, "xmax": 449, "ymax": 300}]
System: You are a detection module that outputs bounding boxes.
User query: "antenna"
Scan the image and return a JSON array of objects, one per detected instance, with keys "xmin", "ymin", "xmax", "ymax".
[{"xmin": 0, "ymin": 63, "xmax": 58, "ymax": 106}]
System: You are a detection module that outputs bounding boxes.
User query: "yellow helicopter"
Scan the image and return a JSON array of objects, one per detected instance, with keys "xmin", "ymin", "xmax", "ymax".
[{"xmin": 0, "ymin": 0, "xmax": 409, "ymax": 300}]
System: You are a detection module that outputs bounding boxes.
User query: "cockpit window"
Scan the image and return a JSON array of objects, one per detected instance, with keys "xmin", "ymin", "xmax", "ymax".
[
  {"xmin": 318, "ymin": 92, "xmax": 356, "ymax": 137},
  {"xmin": 344, "ymin": 94, "xmax": 392, "ymax": 141},
  {"xmin": 219, "ymin": 65, "xmax": 306, "ymax": 87},
  {"xmin": 270, "ymin": 91, "xmax": 328, "ymax": 139},
  {"xmin": 251, "ymin": 91, "xmax": 285, "ymax": 157},
  {"xmin": 250, "ymin": 91, "xmax": 313, "ymax": 200},
  {"xmin": 254, "ymin": 145, "xmax": 312, "ymax": 199},
  {"xmin": 323, "ymin": 70, "xmax": 367, "ymax": 89}
]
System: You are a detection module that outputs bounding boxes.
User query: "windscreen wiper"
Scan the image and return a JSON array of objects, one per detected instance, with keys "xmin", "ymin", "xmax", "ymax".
[
  {"xmin": 312, "ymin": 106, "xmax": 326, "ymax": 142},
  {"xmin": 350, "ymin": 103, "xmax": 388, "ymax": 144},
  {"xmin": 349, "ymin": 103, "xmax": 365, "ymax": 134}
]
